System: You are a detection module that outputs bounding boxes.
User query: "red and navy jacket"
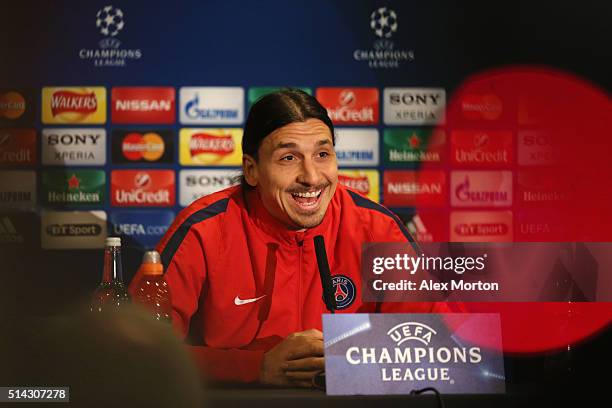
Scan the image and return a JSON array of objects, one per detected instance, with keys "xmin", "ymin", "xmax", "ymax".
[{"xmin": 130, "ymin": 184, "xmax": 449, "ymax": 383}]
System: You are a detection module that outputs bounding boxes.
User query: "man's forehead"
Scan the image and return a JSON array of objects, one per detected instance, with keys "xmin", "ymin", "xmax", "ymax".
[{"xmin": 263, "ymin": 119, "xmax": 333, "ymax": 149}]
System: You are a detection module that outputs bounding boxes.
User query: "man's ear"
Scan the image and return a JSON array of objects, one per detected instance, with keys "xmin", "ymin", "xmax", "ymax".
[{"xmin": 242, "ymin": 154, "xmax": 258, "ymax": 187}]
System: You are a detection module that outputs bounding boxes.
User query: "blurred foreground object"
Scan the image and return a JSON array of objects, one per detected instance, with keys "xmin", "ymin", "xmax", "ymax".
[
  {"xmin": 91, "ymin": 237, "xmax": 130, "ymax": 313},
  {"xmin": 132, "ymin": 250, "xmax": 172, "ymax": 323}
]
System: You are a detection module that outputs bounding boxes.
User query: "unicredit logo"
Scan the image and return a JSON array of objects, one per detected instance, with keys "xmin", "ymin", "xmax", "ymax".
[
  {"xmin": 111, "ymin": 170, "xmax": 175, "ymax": 206},
  {"xmin": 316, "ymin": 87, "xmax": 379, "ymax": 125},
  {"xmin": 51, "ymin": 91, "xmax": 97, "ymax": 116},
  {"xmin": 189, "ymin": 133, "xmax": 234, "ymax": 156},
  {"xmin": 338, "ymin": 175, "xmax": 370, "ymax": 194}
]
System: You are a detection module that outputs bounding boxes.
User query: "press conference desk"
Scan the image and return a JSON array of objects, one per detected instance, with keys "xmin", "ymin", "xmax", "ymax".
[{"xmin": 207, "ymin": 387, "xmax": 539, "ymax": 408}]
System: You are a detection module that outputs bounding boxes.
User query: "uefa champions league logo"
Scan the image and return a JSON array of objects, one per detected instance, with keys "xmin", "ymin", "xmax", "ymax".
[
  {"xmin": 96, "ymin": 5, "xmax": 125, "ymax": 37},
  {"xmin": 79, "ymin": 4, "xmax": 142, "ymax": 66},
  {"xmin": 370, "ymin": 7, "xmax": 398, "ymax": 39}
]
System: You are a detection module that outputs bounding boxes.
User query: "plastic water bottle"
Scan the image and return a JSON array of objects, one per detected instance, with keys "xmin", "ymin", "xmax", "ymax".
[
  {"xmin": 133, "ymin": 251, "xmax": 172, "ymax": 323},
  {"xmin": 91, "ymin": 237, "xmax": 130, "ymax": 312}
]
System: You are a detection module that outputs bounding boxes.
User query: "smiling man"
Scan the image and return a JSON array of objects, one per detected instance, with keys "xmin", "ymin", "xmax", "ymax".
[{"xmin": 137, "ymin": 89, "xmax": 442, "ymax": 387}]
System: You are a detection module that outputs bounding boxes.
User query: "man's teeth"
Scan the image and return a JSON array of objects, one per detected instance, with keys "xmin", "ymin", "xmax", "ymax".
[{"xmin": 292, "ymin": 190, "xmax": 321, "ymax": 198}]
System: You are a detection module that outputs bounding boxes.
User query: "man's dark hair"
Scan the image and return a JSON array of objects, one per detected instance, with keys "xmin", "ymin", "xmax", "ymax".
[{"xmin": 241, "ymin": 88, "xmax": 335, "ymax": 161}]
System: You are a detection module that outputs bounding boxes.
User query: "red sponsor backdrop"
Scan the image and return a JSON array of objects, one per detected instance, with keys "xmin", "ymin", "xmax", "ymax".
[{"xmin": 111, "ymin": 87, "xmax": 175, "ymax": 124}]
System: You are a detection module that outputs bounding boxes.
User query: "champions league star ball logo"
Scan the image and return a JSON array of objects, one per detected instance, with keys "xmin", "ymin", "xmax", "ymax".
[
  {"xmin": 96, "ymin": 5, "xmax": 125, "ymax": 37},
  {"xmin": 370, "ymin": 7, "xmax": 398, "ymax": 39},
  {"xmin": 332, "ymin": 275, "xmax": 356, "ymax": 309}
]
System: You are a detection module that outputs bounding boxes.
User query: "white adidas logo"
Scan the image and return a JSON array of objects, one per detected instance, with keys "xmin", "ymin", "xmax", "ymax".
[{"xmin": 0, "ymin": 217, "xmax": 24, "ymax": 243}]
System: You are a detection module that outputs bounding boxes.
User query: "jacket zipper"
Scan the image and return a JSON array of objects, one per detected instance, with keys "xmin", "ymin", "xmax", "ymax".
[{"xmin": 297, "ymin": 240, "xmax": 303, "ymax": 329}]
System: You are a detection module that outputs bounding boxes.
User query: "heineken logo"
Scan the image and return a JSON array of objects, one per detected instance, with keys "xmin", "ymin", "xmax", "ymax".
[{"xmin": 42, "ymin": 170, "xmax": 105, "ymax": 206}]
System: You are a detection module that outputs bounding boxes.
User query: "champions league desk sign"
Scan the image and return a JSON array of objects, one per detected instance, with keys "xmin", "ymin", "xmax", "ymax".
[{"xmin": 322, "ymin": 313, "xmax": 505, "ymax": 395}]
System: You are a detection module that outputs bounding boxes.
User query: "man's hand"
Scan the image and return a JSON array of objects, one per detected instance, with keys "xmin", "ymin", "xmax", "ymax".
[{"xmin": 260, "ymin": 328, "xmax": 325, "ymax": 387}]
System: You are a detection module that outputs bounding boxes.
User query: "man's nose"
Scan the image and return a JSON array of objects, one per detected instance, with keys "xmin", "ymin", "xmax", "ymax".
[{"xmin": 297, "ymin": 157, "xmax": 322, "ymax": 186}]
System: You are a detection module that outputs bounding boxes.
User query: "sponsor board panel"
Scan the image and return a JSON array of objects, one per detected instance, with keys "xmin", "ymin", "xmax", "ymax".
[
  {"xmin": 450, "ymin": 171, "xmax": 512, "ymax": 208},
  {"xmin": 42, "ymin": 87, "xmax": 106, "ymax": 124},
  {"xmin": 335, "ymin": 128, "xmax": 379, "ymax": 166},
  {"xmin": 0, "ymin": 129, "xmax": 36, "ymax": 166},
  {"xmin": 111, "ymin": 87, "xmax": 175, "ymax": 124},
  {"xmin": 383, "ymin": 128, "xmax": 445, "ymax": 166},
  {"xmin": 179, "ymin": 169, "xmax": 241, "ymax": 206},
  {"xmin": 0, "ymin": 170, "xmax": 36, "ymax": 210},
  {"xmin": 41, "ymin": 128, "xmax": 106, "ymax": 165},
  {"xmin": 111, "ymin": 129, "xmax": 174, "ymax": 164},
  {"xmin": 0, "ymin": 89, "xmax": 36, "ymax": 125},
  {"xmin": 383, "ymin": 170, "xmax": 447, "ymax": 207},
  {"xmin": 179, "ymin": 87, "xmax": 244, "ymax": 125},
  {"xmin": 396, "ymin": 210, "xmax": 449, "ymax": 243},
  {"xmin": 41, "ymin": 169, "xmax": 105, "ymax": 206},
  {"xmin": 179, "ymin": 128, "xmax": 242, "ymax": 166},
  {"xmin": 338, "ymin": 169, "xmax": 379, "ymax": 203},
  {"xmin": 111, "ymin": 170, "xmax": 175, "ymax": 207},
  {"xmin": 450, "ymin": 130, "xmax": 512, "ymax": 167},
  {"xmin": 383, "ymin": 87, "xmax": 445, "ymax": 125},
  {"xmin": 0, "ymin": 211, "xmax": 38, "ymax": 246},
  {"xmin": 247, "ymin": 87, "xmax": 312, "ymax": 107},
  {"xmin": 109, "ymin": 210, "xmax": 174, "ymax": 249},
  {"xmin": 323, "ymin": 313, "xmax": 505, "ymax": 395},
  {"xmin": 450, "ymin": 211, "xmax": 513, "ymax": 242},
  {"xmin": 517, "ymin": 131, "xmax": 557, "ymax": 166},
  {"xmin": 41, "ymin": 210, "xmax": 107, "ymax": 249},
  {"xmin": 316, "ymin": 87, "xmax": 379, "ymax": 125}
]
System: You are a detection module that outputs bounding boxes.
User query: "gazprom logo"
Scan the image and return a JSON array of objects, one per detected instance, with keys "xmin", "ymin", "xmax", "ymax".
[{"xmin": 387, "ymin": 322, "xmax": 437, "ymax": 346}]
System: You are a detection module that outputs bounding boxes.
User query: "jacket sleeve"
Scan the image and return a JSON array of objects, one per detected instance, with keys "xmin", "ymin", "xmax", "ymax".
[{"xmin": 154, "ymin": 226, "xmax": 265, "ymax": 383}]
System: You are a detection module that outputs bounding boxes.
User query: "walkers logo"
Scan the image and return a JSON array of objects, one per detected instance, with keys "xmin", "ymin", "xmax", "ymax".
[
  {"xmin": 460, "ymin": 93, "xmax": 503, "ymax": 121},
  {"xmin": 352, "ymin": 7, "xmax": 415, "ymax": 69},
  {"xmin": 451, "ymin": 171, "xmax": 512, "ymax": 208},
  {"xmin": 79, "ymin": 5, "xmax": 143, "ymax": 67},
  {"xmin": 109, "ymin": 210, "xmax": 174, "ymax": 249},
  {"xmin": 383, "ymin": 129, "xmax": 445, "ymax": 165},
  {"xmin": 384, "ymin": 88, "xmax": 445, "ymax": 125},
  {"xmin": 451, "ymin": 130, "xmax": 512, "ymax": 167},
  {"xmin": 179, "ymin": 128, "xmax": 242, "ymax": 166},
  {"xmin": 0, "ymin": 129, "xmax": 36, "ymax": 166},
  {"xmin": 112, "ymin": 130, "xmax": 173, "ymax": 164},
  {"xmin": 338, "ymin": 170, "xmax": 380, "ymax": 202},
  {"xmin": 42, "ymin": 128, "xmax": 106, "ymax": 165},
  {"xmin": 41, "ymin": 210, "xmax": 107, "ymax": 249},
  {"xmin": 0, "ymin": 89, "xmax": 35, "ymax": 124},
  {"xmin": 517, "ymin": 170, "xmax": 569, "ymax": 206},
  {"xmin": 248, "ymin": 87, "xmax": 312, "ymax": 108},
  {"xmin": 383, "ymin": 170, "xmax": 446, "ymax": 207},
  {"xmin": 111, "ymin": 170, "xmax": 175, "ymax": 207},
  {"xmin": 335, "ymin": 129, "xmax": 379, "ymax": 166},
  {"xmin": 179, "ymin": 169, "xmax": 241, "ymax": 206},
  {"xmin": 398, "ymin": 211, "xmax": 448, "ymax": 243},
  {"xmin": 0, "ymin": 171, "xmax": 36, "ymax": 209},
  {"xmin": 42, "ymin": 87, "xmax": 106, "ymax": 124},
  {"xmin": 450, "ymin": 211, "xmax": 513, "ymax": 242},
  {"xmin": 179, "ymin": 87, "xmax": 244, "ymax": 125},
  {"xmin": 42, "ymin": 170, "xmax": 105, "ymax": 206},
  {"xmin": 316, "ymin": 88, "xmax": 378, "ymax": 125},
  {"xmin": 111, "ymin": 87, "xmax": 175, "ymax": 124},
  {"xmin": 518, "ymin": 131, "xmax": 556, "ymax": 165}
]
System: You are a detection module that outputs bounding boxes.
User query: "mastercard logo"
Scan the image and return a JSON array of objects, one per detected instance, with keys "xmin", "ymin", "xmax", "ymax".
[
  {"xmin": 460, "ymin": 93, "xmax": 503, "ymax": 120},
  {"xmin": 0, "ymin": 91, "xmax": 26, "ymax": 119},
  {"xmin": 121, "ymin": 132, "xmax": 165, "ymax": 161}
]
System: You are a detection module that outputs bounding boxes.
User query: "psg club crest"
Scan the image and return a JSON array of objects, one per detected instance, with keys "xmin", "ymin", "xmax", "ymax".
[{"xmin": 331, "ymin": 275, "xmax": 356, "ymax": 309}]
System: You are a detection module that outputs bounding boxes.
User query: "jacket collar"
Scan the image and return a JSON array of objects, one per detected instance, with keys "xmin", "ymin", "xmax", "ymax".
[{"xmin": 244, "ymin": 185, "xmax": 338, "ymax": 246}]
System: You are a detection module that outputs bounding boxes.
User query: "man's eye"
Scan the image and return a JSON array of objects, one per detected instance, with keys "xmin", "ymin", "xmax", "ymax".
[
  {"xmin": 281, "ymin": 155, "xmax": 295, "ymax": 161},
  {"xmin": 318, "ymin": 151, "xmax": 330, "ymax": 158}
]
